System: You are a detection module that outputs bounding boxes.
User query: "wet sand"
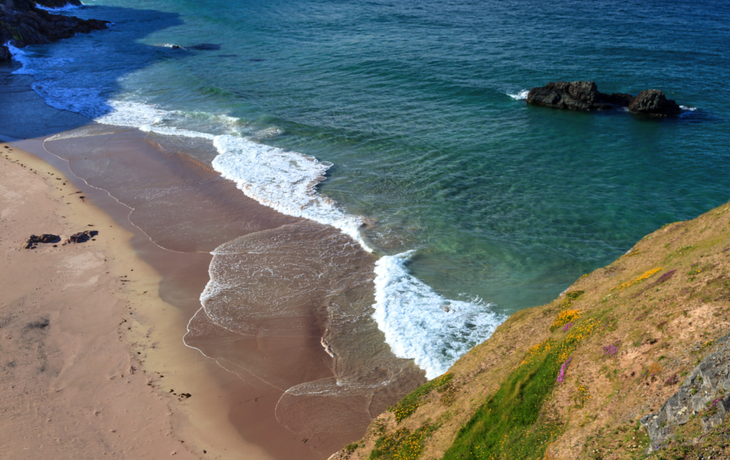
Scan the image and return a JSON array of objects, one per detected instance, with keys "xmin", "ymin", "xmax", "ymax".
[{"xmin": 36, "ymin": 124, "xmax": 425, "ymax": 455}]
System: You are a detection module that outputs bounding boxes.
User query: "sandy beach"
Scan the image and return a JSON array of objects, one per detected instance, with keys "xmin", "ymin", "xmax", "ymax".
[
  {"xmin": 0, "ymin": 140, "xmax": 303, "ymax": 459},
  {"xmin": 0, "ymin": 68, "xmax": 410, "ymax": 460}
]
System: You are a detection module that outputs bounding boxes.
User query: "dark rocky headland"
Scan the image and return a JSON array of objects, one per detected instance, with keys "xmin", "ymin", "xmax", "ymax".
[
  {"xmin": 0, "ymin": 0, "xmax": 108, "ymax": 61},
  {"xmin": 527, "ymin": 80, "xmax": 683, "ymax": 117}
]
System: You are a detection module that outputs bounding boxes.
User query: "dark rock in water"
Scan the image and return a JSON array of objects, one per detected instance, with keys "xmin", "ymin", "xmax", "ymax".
[
  {"xmin": 601, "ymin": 92, "xmax": 634, "ymax": 107},
  {"xmin": 527, "ymin": 81, "xmax": 613, "ymax": 111},
  {"xmin": 527, "ymin": 81, "xmax": 682, "ymax": 117},
  {"xmin": 0, "ymin": 0, "xmax": 108, "ymax": 61},
  {"xmin": 64, "ymin": 229, "xmax": 98, "ymax": 244},
  {"xmin": 21, "ymin": 233, "xmax": 60, "ymax": 249},
  {"xmin": 641, "ymin": 333, "xmax": 730, "ymax": 453},
  {"xmin": 628, "ymin": 89, "xmax": 682, "ymax": 117},
  {"xmin": 189, "ymin": 43, "xmax": 221, "ymax": 51}
]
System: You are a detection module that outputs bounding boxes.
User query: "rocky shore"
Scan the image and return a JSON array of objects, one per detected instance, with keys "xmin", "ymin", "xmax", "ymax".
[
  {"xmin": 0, "ymin": 0, "xmax": 108, "ymax": 60},
  {"xmin": 527, "ymin": 80, "xmax": 682, "ymax": 117}
]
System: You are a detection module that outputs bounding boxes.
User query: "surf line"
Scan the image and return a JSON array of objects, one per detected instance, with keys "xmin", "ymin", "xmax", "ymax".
[{"xmin": 9, "ymin": 42, "xmax": 504, "ymax": 378}]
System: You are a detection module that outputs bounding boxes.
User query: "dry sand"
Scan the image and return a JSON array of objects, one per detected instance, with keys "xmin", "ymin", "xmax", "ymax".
[{"xmin": 0, "ymin": 142, "xmax": 275, "ymax": 459}]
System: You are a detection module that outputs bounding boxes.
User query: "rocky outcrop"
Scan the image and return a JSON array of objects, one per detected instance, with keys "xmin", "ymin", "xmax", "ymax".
[
  {"xmin": 21, "ymin": 230, "xmax": 98, "ymax": 248},
  {"xmin": 63, "ymin": 229, "xmax": 97, "ymax": 244},
  {"xmin": 628, "ymin": 89, "xmax": 682, "ymax": 117},
  {"xmin": 641, "ymin": 334, "xmax": 730, "ymax": 453},
  {"xmin": 527, "ymin": 81, "xmax": 615, "ymax": 111},
  {"xmin": 0, "ymin": 0, "xmax": 108, "ymax": 61},
  {"xmin": 21, "ymin": 233, "xmax": 60, "ymax": 248},
  {"xmin": 526, "ymin": 81, "xmax": 682, "ymax": 117}
]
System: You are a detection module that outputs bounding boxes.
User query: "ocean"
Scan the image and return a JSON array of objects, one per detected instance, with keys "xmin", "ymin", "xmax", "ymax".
[{"xmin": 5, "ymin": 0, "xmax": 730, "ymax": 452}]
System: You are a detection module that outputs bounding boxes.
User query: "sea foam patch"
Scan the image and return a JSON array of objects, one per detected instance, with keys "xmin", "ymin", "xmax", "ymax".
[
  {"xmin": 508, "ymin": 90, "xmax": 529, "ymax": 100},
  {"xmin": 7, "ymin": 43, "xmax": 36, "ymax": 74},
  {"xmin": 34, "ymin": 2, "xmax": 82, "ymax": 12},
  {"xmin": 372, "ymin": 251, "xmax": 504, "ymax": 379},
  {"xmin": 212, "ymin": 136, "xmax": 370, "ymax": 250}
]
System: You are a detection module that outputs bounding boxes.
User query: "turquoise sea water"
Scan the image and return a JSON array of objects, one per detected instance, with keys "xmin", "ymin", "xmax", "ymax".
[{"xmin": 7, "ymin": 0, "xmax": 730, "ymax": 376}]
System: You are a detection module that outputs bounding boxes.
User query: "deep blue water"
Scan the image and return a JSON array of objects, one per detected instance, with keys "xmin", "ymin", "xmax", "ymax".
[{"xmin": 8, "ymin": 0, "xmax": 730, "ymax": 375}]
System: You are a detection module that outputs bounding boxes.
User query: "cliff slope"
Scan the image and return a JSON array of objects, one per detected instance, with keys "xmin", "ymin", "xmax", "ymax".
[{"xmin": 334, "ymin": 201, "xmax": 730, "ymax": 460}]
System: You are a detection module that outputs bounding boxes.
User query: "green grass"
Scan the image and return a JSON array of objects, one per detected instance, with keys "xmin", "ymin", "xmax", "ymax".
[
  {"xmin": 651, "ymin": 417, "xmax": 730, "ymax": 460},
  {"xmin": 442, "ymin": 316, "xmax": 597, "ymax": 460},
  {"xmin": 389, "ymin": 373, "xmax": 453, "ymax": 423},
  {"xmin": 369, "ymin": 424, "xmax": 435, "ymax": 460},
  {"xmin": 442, "ymin": 351, "xmax": 563, "ymax": 460}
]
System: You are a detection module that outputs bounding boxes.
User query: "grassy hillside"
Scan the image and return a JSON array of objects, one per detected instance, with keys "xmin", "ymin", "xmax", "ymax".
[{"xmin": 332, "ymin": 201, "xmax": 730, "ymax": 460}]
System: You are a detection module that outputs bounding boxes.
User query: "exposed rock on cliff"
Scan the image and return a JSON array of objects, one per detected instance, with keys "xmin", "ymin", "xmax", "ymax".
[
  {"xmin": 527, "ymin": 80, "xmax": 682, "ymax": 117},
  {"xmin": 641, "ymin": 333, "xmax": 730, "ymax": 452},
  {"xmin": 0, "ymin": 0, "xmax": 107, "ymax": 61}
]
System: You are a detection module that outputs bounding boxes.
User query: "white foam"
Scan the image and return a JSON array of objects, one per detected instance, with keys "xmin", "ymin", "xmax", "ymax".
[
  {"xmin": 96, "ymin": 101, "xmax": 504, "ymax": 377},
  {"xmin": 372, "ymin": 251, "xmax": 504, "ymax": 379},
  {"xmin": 212, "ymin": 136, "xmax": 371, "ymax": 250},
  {"xmin": 8, "ymin": 44, "xmax": 75, "ymax": 77},
  {"xmin": 96, "ymin": 101, "xmax": 371, "ymax": 250},
  {"xmin": 680, "ymin": 105, "xmax": 697, "ymax": 111},
  {"xmin": 508, "ymin": 90, "xmax": 529, "ymax": 100},
  {"xmin": 35, "ymin": 2, "xmax": 82, "ymax": 12},
  {"xmin": 7, "ymin": 43, "xmax": 34, "ymax": 74}
]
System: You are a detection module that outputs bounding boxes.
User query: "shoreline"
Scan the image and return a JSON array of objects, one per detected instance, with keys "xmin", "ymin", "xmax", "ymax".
[
  {"xmin": 0, "ymin": 133, "xmax": 334, "ymax": 459},
  {"xmin": 0, "ymin": 67, "xmax": 423, "ymax": 457},
  {"xmin": 1, "ymin": 37, "xmax": 424, "ymax": 456}
]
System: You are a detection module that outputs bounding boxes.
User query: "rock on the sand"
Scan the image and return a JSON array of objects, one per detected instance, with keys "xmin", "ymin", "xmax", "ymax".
[
  {"xmin": 21, "ymin": 233, "xmax": 60, "ymax": 249},
  {"xmin": 64, "ymin": 230, "xmax": 98, "ymax": 244}
]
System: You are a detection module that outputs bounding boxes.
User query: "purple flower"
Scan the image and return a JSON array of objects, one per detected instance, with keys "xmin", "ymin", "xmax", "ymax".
[
  {"xmin": 708, "ymin": 398, "xmax": 723, "ymax": 410},
  {"xmin": 557, "ymin": 357, "xmax": 572, "ymax": 384},
  {"xmin": 562, "ymin": 322, "xmax": 573, "ymax": 332},
  {"xmin": 603, "ymin": 343, "xmax": 618, "ymax": 357}
]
